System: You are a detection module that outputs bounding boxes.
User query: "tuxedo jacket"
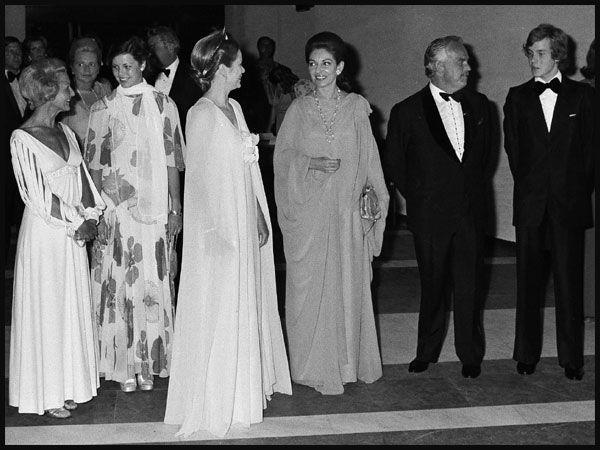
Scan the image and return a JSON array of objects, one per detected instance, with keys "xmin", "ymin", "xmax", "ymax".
[
  {"xmin": 384, "ymin": 85, "xmax": 493, "ymax": 235},
  {"xmin": 503, "ymin": 77, "xmax": 596, "ymax": 229},
  {"xmin": 145, "ymin": 60, "xmax": 202, "ymax": 133}
]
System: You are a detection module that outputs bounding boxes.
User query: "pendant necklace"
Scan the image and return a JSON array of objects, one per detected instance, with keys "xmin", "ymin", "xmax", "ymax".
[
  {"xmin": 313, "ymin": 87, "xmax": 341, "ymax": 144},
  {"xmin": 76, "ymin": 87, "xmax": 99, "ymax": 109}
]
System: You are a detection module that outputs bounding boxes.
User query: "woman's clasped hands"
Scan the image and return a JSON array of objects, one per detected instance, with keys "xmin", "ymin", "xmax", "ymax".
[{"xmin": 309, "ymin": 156, "xmax": 340, "ymax": 173}]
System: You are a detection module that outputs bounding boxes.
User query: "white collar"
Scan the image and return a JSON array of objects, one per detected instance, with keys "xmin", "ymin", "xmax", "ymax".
[
  {"xmin": 535, "ymin": 70, "xmax": 562, "ymax": 84},
  {"xmin": 164, "ymin": 57, "xmax": 179, "ymax": 73},
  {"xmin": 429, "ymin": 81, "xmax": 454, "ymax": 104}
]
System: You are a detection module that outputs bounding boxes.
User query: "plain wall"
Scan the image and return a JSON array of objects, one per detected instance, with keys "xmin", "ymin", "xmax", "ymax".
[
  {"xmin": 225, "ymin": 4, "xmax": 595, "ymax": 241},
  {"xmin": 5, "ymin": 5, "xmax": 26, "ymax": 41}
]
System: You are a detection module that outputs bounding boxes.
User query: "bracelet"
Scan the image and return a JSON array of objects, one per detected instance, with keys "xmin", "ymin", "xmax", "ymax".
[{"xmin": 169, "ymin": 210, "xmax": 182, "ymax": 216}]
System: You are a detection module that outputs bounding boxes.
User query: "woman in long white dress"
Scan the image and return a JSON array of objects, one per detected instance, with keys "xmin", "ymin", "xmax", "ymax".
[
  {"xmin": 9, "ymin": 58, "xmax": 105, "ymax": 418},
  {"xmin": 164, "ymin": 30, "xmax": 291, "ymax": 438}
]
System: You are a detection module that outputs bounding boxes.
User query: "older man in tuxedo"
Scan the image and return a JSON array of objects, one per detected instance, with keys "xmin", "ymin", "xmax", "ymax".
[
  {"xmin": 384, "ymin": 36, "xmax": 493, "ymax": 378},
  {"xmin": 504, "ymin": 24, "xmax": 596, "ymax": 381},
  {"xmin": 145, "ymin": 26, "xmax": 201, "ymax": 134}
]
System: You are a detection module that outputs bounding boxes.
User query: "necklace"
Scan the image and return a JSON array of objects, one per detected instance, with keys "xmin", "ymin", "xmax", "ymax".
[
  {"xmin": 76, "ymin": 87, "xmax": 99, "ymax": 109},
  {"xmin": 313, "ymin": 87, "xmax": 341, "ymax": 144}
]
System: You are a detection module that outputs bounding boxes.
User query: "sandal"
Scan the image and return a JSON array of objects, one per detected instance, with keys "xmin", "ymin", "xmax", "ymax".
[
  {"xmin": 137, "ymin": 372, "xmax": 154, "ymax": 391},
  {"xmin": 64, "ymin": 400, "xmax": 78, "ymax": 411},
  {"xmin": 45, "ymin": 407, "xmax": 71, "ymax": 419},
  {"xmin": 120, "ymin": 378, "xmax": 137, "ymax": 392}
]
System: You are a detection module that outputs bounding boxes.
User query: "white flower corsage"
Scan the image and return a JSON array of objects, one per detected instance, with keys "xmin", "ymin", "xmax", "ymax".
[{"xmin": 241, "ymin": 130, "xmax": 260, "ymax": 164}]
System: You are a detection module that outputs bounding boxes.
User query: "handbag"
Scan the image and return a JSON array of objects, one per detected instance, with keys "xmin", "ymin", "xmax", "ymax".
[{"xmin": 360, "ymin": 184, "xmax": 381, "ymax": 221}]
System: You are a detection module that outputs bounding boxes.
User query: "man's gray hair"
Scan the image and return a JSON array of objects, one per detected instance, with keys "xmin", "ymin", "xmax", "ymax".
[{"xmin": 424, "ymin": 35, "xmax": 463, "ymax": 78}]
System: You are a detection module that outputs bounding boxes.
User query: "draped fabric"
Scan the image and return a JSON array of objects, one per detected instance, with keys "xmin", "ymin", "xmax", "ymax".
[
  {"xmin": 9, "ymin": 124, "xmax": 105, "ymax": 414},
  {"xmin": 164, "ymin": 97, "xmax": 291, "ymax": 437},
  {"xmin": 86, "ymin": 85, "xmax": 185, "ymax": 383},
  {"xmin": 273, "ymin": 93, "xmax": 389, "ymax": 395}
]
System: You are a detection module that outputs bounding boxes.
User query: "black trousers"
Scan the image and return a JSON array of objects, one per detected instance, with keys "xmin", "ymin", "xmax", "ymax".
[
  {"xmin": 513, "ymin": 211, "xmax": 585, "ymax": 368},
  {"xmin": 412, "ymin": 213, "xmax": 485, "ymax": 366}
]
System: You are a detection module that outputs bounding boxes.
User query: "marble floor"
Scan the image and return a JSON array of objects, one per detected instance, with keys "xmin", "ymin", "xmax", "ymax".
[{"xmin": 3, "ymin": 222, "xmax": 595, "ymax": 445}]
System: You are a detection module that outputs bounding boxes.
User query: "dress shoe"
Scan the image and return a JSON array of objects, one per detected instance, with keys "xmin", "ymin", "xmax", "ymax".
[
  {"xmin": 516, "ymin": 362, "xmax": 536, "ymax": 375},
  {"xmin": 63, "ymin": 400, "xmax": 78, "ymax": 411},
  {"xmin": 408, "ymin": 359, "xmax": 429, "ymax": 373},
  {"xmin": 120, "ymin": 378, "xmax": 137, "ymax": 392},
  {"xmin": 461, "ymin": 364, "xmax": 481, "ymax": 378},
  {"xmin": 45, "ymin": 407, "xmax": 71, "ymax": 419},
  {"xmin": 564, "ymin": 365, "xmax": 584, "ymax": 380},
  {"xmin": 137, "ymin": 372, "xmax": 154, "ymax": 391}
]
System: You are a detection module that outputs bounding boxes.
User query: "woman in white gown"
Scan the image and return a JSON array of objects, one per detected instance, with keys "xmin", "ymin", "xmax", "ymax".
[
  {"xmin": 9, "ymin": 58, "xmax": 105, "ymax": 418},
  {"xmin": 164, "ymin": 30, "xmax": 292, "ymax": 438}
]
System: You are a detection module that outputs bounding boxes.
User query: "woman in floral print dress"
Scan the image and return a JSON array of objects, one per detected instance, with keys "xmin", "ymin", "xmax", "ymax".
[{"xmin": 86, "ymin": 36, "xmax": 184, "ymax": 392}]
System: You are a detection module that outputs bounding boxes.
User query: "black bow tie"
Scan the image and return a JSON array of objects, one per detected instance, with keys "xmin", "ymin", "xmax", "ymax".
[
  {"xmin": 533, "ymin": 78, "xmax": 560, "ymax": 95},
  {"xmin": 439, "ymin": 90, "xmax": 463, "ymax": 103},
  {"xmin": 6, "ymin": 71, "xmax": 17, "ymax": 83},
  {"xmin": 159, "ymin": 68, "xmax": 171, "ymax": 77}
]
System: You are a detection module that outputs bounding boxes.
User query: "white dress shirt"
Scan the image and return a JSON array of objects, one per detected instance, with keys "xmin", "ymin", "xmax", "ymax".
[
  {"xmin": 535, "ymin": 70, "xmax": 562, "ymax": 132},
  {"xmin": 6, "ymin": 69, "xmax": 27, "ymax": 117},
  {"xmin": 154, "ymin": 57, "xmax": 179, "ymax": 95},
  {"xmin": 429, "ymin": 82, "xmax": 465, "ymax": 161}
]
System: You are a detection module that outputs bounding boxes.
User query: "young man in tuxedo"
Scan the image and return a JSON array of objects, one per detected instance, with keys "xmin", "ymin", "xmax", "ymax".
[
  {"xmin": 384, "ymin": 36, "xmax": 493, "ymax": 378},
  {"xmin": 145, "ymin": 26, "xmax": 201, "ymax": 134},
  {"xmin": 503, "ymin": 24, "xmax": 596, "ymax": 380}
]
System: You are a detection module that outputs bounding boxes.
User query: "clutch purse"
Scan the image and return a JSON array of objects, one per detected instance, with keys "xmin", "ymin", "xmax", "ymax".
[{"xmin": 360, "ymin": 184, "xmax": 381, "ymax": 221}]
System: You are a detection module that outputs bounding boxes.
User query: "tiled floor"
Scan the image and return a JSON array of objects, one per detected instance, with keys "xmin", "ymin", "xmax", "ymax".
[{"xmin": 4, "ymin": 219, "xmax": 595, "ymax": 445}]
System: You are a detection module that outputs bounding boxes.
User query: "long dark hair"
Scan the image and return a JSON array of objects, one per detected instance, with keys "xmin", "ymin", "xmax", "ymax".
[{"xmin": 305, "ymin": 31, "xmax": 353, "ymax": 93}]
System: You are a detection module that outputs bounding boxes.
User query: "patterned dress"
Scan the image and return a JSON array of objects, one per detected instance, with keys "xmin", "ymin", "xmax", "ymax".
[{"xmin": 86, "ymin": 87, "xmax": 185, "ymax": 382}]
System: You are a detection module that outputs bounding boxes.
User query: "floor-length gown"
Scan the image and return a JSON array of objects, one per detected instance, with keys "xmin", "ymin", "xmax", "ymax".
[
  {"xmin": 86, "ymin": 86, "xmax": 185, "ymax": 382},
  {"xmin": 9, "ymin": 124, "xmax": 104, "ymax": 414},
  {"xmin": 273, "ymin": 93, "xmax": 389, "ymax": 395},
  {"xmin": 164, "ymin": 97, "xmax": 292, "ymax": 437}
]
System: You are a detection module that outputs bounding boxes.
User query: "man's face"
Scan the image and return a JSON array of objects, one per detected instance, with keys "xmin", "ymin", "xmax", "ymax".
[
  {"xmin": 5, "ymin": 42, "xmax": 22, "ymax": 72},
  {"xmin": 526, "ymin": 38, "xmax": 559, "ymax": 81},
  {"xmin": 434, "ymin": 42, "xmax": 470, "ymax": 93},
  {"xmin": 148, "ymin": 36, "xmax": 176, "ymax": 68}
]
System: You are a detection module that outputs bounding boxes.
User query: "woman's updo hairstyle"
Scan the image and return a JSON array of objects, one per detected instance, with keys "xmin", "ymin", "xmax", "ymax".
[
  {"xmin": 304, "ymin": 31, "xmax": 353, "ymax": 93},
  {"xmin": 190, "ymin": 29, "xmax": 240, "ymax": 93},
  {"xmin": 110, "ymin": 35, "xmax": 150, "ymax": 66},
  {"xmin": 19, "ymin": 57, "xmax": 68, "ymax": 109}
]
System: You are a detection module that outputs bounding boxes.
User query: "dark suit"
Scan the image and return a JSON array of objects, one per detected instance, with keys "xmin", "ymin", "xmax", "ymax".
[
  {"xmin": 384, "ymin": 85, "xmax": 492, "ymax": 366},
  {"xmin": 503, "ymin": 76, "xmax": 596, "ymax": 369},
  {"xmin": 145, "ymin": 58, "xmax": 202, "ymax": 134}
]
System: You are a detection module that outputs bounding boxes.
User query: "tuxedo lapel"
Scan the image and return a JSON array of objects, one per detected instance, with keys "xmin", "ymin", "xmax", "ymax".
[
  {"xmin": 421, "ymin": 87, "xmax": 461, "ymax": 163},
  {"xmin": 169, "ymin": 65, "xmax": 183, "ymax": 96},
  {"xmin": 525, "ymin": 79, "xmax": 551, "ymax": 140},
  {"xmin": 460, "ymin": 92, "xmax": 473, "ymax": 164}
]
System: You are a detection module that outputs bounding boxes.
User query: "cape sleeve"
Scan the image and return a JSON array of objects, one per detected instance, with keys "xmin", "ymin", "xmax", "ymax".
[
  {"xmin": 357, "ymin": 95, "xmax": 389, "ymax": 258},
  {"xmin": 10, "ymin": 131, "xmax": 85, "ymax": 237},
  {"xmin": 162, "ymin": 94, "xmax": 186, "ymax": 171},
  {"xmin": 185, "ymin": 100, "xmax": 239, "ymax": 245},
  {"xmin": 273, "ymin": 99, "xmax": 327, "ymax": 223},
  {"xmin": 85, "ymin": 97, "xmax": 110, "ymax": 171}
]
